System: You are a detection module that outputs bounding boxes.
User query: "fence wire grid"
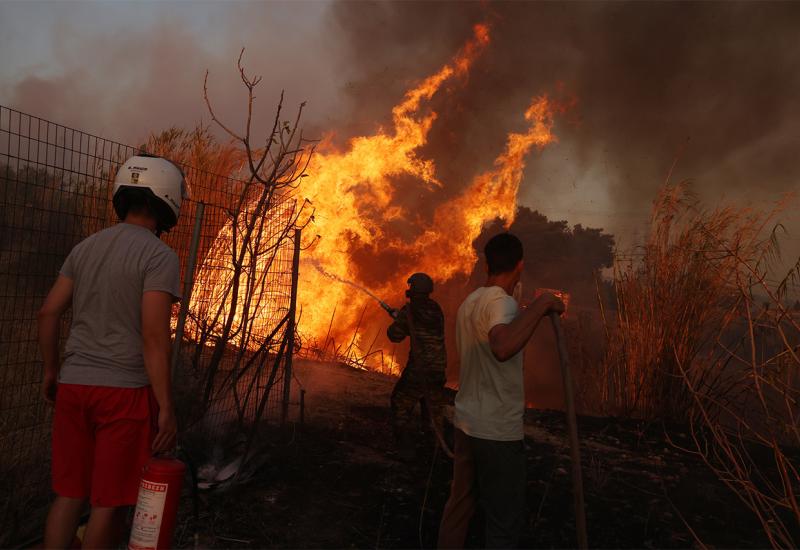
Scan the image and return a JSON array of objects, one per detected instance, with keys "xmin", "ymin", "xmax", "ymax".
[{"xmin": 0, "ymin": 104, "xmax": 299, "ymax": 546}]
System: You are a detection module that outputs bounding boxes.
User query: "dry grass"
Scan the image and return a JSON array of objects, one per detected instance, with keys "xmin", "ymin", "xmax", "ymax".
[
  {"xmin": 597, "ymin": 182, "xmax": 800, "ymax": 547},
  {"xmin": 143, "ymin": 125, "xmax": 244, "ymax": 195}
]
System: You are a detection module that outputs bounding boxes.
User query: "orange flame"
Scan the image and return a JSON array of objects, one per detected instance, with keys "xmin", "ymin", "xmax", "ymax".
[
  {"xmin": 194, "ymin": 22, "xmax": 562, "ymax": 372},
  {"xmin": 296, "ymin": 23, "xmax": 494, "ymax": 365},
  {"xmin": 405, "ymin": 96, "xmax": 557, "ymax": 281},
  {"xmin": 188, "ymin": 199, "xmax": 296, "ymax": 348}
]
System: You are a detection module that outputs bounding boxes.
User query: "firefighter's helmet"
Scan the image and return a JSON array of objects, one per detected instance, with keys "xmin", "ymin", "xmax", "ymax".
[
  {"xmin": 407, "ymin": 272, "xmax": 434, "ymax": 295},
  {"xmin": 112, "ymin": 154, "xmax": 187, "ymax": 232}
]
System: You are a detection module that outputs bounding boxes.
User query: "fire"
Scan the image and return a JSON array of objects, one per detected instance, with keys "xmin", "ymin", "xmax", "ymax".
[
  {"xmin": 404, "ymin": 96, "xmax": 557, "ymax": 281},
  {"xmin": 296, "ymin": 23, "xmax": 493, "ymax": 364},
  {"xmin": 192, "ymin": 22, "xmax": 563, "ymax": 372},
  {"xmin": 188, "ymin": 199, "xmax": 297, "ymax": 348}
]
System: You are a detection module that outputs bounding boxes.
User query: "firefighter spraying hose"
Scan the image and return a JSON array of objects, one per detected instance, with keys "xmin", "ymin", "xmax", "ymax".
[
  {"xmin": 313, "ymin": 266, "xmax": 452, "ymax": 458},
  {"xmin": 385, "ymin": 273, "xmax": 452, "ymax": 459}
]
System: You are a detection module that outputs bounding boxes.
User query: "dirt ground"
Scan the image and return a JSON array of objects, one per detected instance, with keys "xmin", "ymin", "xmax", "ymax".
[{"xmin": 174, "ymin": 358, "xmax": 774, "ymax": 549}]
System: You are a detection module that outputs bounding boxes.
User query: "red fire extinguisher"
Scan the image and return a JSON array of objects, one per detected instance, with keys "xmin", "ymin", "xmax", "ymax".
[{"xmin": 128, "ymin": 457, "xmax": 186, "ymax": 550}]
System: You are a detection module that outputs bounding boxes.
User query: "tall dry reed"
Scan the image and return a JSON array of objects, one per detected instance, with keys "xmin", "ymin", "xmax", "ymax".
[{"xmin": 599, "ymin": 182, "xmax": 800, "ymax": 547}]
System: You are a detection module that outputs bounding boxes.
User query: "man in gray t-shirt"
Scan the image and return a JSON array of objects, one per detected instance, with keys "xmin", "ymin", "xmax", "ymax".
[
  {"xmin": 38, "ymin": 154, "xmax": 187, "ymax": 549},
  {"xmin": 59, "ymin": 222, "xmax": 181, "ymax": 387}
]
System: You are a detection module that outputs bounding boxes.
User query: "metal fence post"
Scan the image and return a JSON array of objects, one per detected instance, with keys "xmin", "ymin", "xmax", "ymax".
[
  {"xmin": 282, "ymin": 228, "xmax": 302, "ymax": 424},
  {"xmin": 171, "ymin": 201, "xmax": 206, "ymax": 381}
]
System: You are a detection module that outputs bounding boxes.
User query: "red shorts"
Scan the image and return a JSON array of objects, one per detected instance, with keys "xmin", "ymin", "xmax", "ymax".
[{"xmin": 52, "ymin": 383, "xmax": 158, "ymax": 507}]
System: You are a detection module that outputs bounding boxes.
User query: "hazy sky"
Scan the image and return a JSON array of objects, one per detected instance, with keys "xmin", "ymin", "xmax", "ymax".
[
  {"xmin": 1, "ymin": 0, "xmax": 798, "ymax": 278},
  {"xmin": 0, "ymin": 1, "xmax": 342, "ymax": 138}
]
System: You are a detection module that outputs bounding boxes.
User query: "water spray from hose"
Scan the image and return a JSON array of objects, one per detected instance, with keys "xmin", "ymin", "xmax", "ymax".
[{"xmin": 311, "ymin": 261, "xmax": 398, "ymax": 318}]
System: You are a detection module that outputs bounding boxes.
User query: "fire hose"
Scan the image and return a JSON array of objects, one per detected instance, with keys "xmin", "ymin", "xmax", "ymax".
[{"xmin": 549, "ymin": 312, "xmax": 588, "ymax": 549}]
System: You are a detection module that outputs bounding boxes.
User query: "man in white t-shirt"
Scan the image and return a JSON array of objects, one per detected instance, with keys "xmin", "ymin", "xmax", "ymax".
[{"xmin": 438, "ymin": 232, "xmax": 564, "ymax": 549}]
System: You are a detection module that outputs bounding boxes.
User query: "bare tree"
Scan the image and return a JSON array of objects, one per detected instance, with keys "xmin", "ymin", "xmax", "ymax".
[{"xmin": 184, "ymin": 49, "xmax": 315, "ymax": 442}]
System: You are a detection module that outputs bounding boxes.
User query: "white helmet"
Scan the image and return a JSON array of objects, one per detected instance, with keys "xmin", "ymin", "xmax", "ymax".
[{"xmin": 112, "ymin": 154, "xmax": 187, "ymax": 232}]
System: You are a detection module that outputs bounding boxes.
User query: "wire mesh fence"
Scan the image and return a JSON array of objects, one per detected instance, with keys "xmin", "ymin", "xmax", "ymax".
[{"xmin": 0, "ymin": 104, "xmax": 299, "ymax": 546}]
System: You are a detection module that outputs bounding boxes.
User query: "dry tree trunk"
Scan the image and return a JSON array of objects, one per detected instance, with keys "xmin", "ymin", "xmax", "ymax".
[{"xmin": 194, "ymin": 49, "xmax": 316, "ymax": 431}]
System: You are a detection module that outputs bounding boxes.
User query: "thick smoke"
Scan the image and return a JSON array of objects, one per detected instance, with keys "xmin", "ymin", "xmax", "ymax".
[
  {"xmin": 329, "ymin": 1, "xmax": 800, "ymax": 264},
  {"xmin": 5, "ymin": 1, "xmax": 797, "ymax": 253},
  {"xmin": 325, "ymin": 0, "xmax": 800, "ymax": 395}
]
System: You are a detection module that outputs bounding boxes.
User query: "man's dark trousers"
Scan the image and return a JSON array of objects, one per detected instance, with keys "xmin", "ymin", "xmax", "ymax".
[{"xmin": 438, "ymin": 428, "xmax": 527, "ymax": 548}]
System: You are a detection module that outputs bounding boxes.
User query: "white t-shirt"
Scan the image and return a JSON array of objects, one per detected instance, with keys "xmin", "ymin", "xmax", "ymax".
[{"xmin": 454, "ymin": 286, "xmax": 524, "ymax": 441}]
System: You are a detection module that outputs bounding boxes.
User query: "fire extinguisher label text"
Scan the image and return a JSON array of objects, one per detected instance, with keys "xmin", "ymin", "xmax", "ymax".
[
  {"xmin": 140, "ymin": 480, "xmax": 168, "ymax": 492},
  {"xmin": 128, "ymin": 479, "xmax": 168, "ymax": 550}
]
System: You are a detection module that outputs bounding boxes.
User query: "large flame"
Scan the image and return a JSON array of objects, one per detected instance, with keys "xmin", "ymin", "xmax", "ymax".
[
  {"xmin": 192, "ymin": 22, "xmax": 560, "ymax": 372},
  {"xmin": 402, "ymin": 96, "xmax": 557, "ymax": 282}
]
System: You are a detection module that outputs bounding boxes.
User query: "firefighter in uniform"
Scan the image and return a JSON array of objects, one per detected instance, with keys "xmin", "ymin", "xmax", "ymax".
[{"xmin": 387, "ymin": 273, "xmax": 447, "ymax": 455}]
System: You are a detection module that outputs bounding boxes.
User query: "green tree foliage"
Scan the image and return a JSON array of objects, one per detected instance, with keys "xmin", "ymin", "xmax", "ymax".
[{"xmin": 472, "ymin": 206, "xmax": 615, "ymax": 306}]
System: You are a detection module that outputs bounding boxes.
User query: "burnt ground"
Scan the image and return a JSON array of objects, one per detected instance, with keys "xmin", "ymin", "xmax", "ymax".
[{"xmin": 173, "ymin": 359, "xmax": 774, "ymax": 549}]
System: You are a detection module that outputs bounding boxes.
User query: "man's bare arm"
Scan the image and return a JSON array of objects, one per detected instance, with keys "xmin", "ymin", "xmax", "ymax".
[
  {"xmin": 488, "ymin": 294, "xmax": 564, "ymax": 362},
  {"xmin": 142, "ymin": 290, "xmax": 177, "ymax": 452},
  {"xmin": 37, "ymin": 275, "xmax": 74, "ymax": 403}
]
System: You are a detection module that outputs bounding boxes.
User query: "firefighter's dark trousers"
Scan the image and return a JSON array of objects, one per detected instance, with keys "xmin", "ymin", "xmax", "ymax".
[{"xmin": 390, "ymin": 367, "xmax": 445, "ymax": 444}]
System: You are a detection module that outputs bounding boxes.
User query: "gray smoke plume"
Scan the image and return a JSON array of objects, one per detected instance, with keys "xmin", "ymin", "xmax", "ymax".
[
  {"xmin": 328, "ymin": 1, "xmax": 800, "ymax": 268},
  {"xmin": 4, "ymin": 0, "xmax": 797, "ymax": 261}
]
